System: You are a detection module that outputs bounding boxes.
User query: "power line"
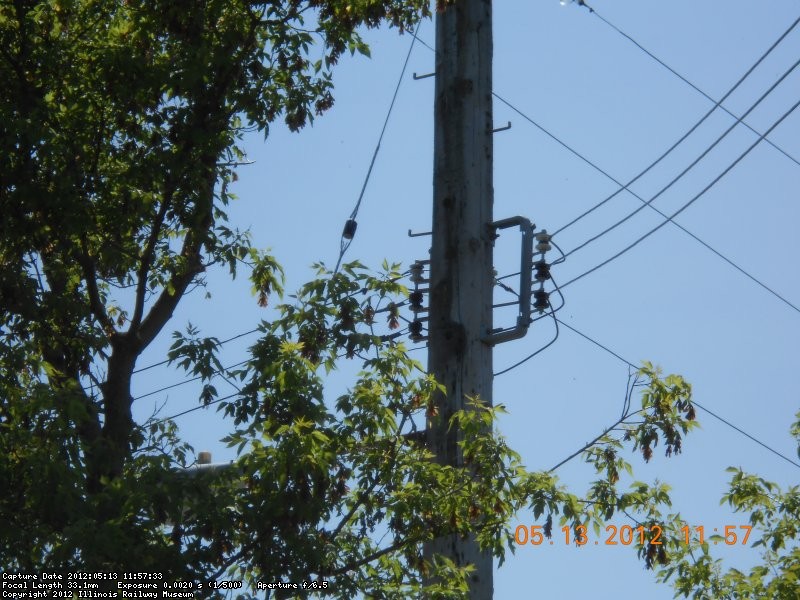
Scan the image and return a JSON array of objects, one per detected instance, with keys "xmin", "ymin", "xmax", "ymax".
[
  {"xmin": 560, "ymin": 54, "xmax": 800, "ymax": 261},
  {"xmin": 558, "ymin": 94, "xmax": 800, "ymax": 291},
  {"xmin": 512, "ymin": 7, "xmax": 800, "ymax": 317},
  {"xmin": 495, "ymin": 85, "xmax": 800, "ymax": 315},
  {"xmin": 494, "ymin": 308, "xmax": 560, "ymax": 377},
  {"xmin": 555, "ymin": 317, "xmax": 800, "ymax": 471},
  {"xmin": 411, "ymin": 27, "xmax": 800, "ymax": 364},
  {"xmin": 133, "ymin": 359, "xmax": 249, "ymax": 402},
  {"xmin": 410, "ymin": 31, "xmax": 435, "ymax": 54},
  {"xmin": 139, "ymin": 309, "xmax": 418, "ymax": 416},
  {"xmin": 580, "ymin": 2, "xmax": 800, "ymax": 169},
  {"xmin": 133, "ymin": 328, "xmax": 259, "ymax": 375},
  {"xmin": 493, "ymin": 91, "xmax": 624, "ymax": 194},
  {"xmin": 556, "ymin": 318, "xmax": 634, "ymax": 368},
  {"xmin": 152, "ymin": 327, "xmax": 800, "ymax": 471},
  {"xmin": 149, "ymin": 325, "xmax": 422, "ymax": 423},
  {"xmin": 152, "ymin": 392, "xmax": 238, "ymax": 425},
  {"xmin": 334, "ymin": 26, "xmax": 420, "ymax": 273},
  {"xmin": 133, "ymin": 271, "xmax": 409, "ymax": 378},
  {"xmin": 419, "ymin": 35, "xmax": 800, "ymax": 316},
  {"xmin": 135, "ymin": 310, "xmax": 414, "ymax": 403},
  {"xmin": 552, "ymin": 12, "xmax": 800, "ymax": 237},
  {"xmin": 693, "ymin": 401, "xmax": 800, "ymax": 470}
]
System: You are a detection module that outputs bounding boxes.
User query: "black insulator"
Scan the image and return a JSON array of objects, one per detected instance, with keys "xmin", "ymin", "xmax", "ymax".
[
  {"xmin": 342, "ymin": 218, "xmax": 358, "ymax": 240},
  {"xmin": 534, "ymin": 289, "xmax": 550, "ymax": 312},
  {"xmin": 534, "ymin": 260, "xmax": 551, "ymax": 282},
  {"xmin": 409, "ymin": 290, "xmax": 424, "ymax": 312},
  {"xmin": 409, "ymin": 320, "xmax": 423, "ymax": 336}
]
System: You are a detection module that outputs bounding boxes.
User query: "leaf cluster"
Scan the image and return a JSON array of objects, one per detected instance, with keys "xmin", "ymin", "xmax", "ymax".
[
  {"xmin": 653, "ymin": 411, "xmax": 800, "ymax": 599},
  {"xmin": 1, "ymin": 0, "xmax": 431, "ymax": 574},
  {"xmin": 140, "ymin": 264, "xmax": 706, "ymax": 597}
]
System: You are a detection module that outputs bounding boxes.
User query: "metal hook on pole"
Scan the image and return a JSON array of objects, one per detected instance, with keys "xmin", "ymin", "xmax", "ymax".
[
  {"xmin": 492, "ymin": 121, "xmax": 512, "ymax": 133},
  {"xmin": 413, "ymin": 72, "xmax": 436, "ymax": 80},
  {"xmin": 408, "ymin": 229, "xmax": 432, "ymax": 237}
]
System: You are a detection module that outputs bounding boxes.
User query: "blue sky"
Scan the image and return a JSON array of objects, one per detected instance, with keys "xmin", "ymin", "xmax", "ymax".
[{"xmin": 130, "ymin": 1, "xmax": 800, "ymax": 597}]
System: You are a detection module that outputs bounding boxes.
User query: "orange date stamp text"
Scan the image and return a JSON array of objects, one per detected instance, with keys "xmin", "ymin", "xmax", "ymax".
[{"xmin": 514, "ymin": 524, "xmax": 753, "ymax": 547}]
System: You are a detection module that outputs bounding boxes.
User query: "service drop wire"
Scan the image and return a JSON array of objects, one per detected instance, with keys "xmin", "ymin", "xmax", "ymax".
[
  {"xmin": 334, "ymin": 25, "xmax": 419, "ymax": 273},
  {"xmin": 494, "ymin": 308, "xmax": 560, "ymax": 377},
  {"xmin": 559, "ymin": 94, "xmax": 800, "ymax": 291},
  {"xmin": 560, "ymin": 53, "xmax": 800, "ymax": 260},
  {"xmin": 493, "ymin": 273, "xmax": 566, "ymax": 377},
  {"xmin": 133, "ymin": 328, "xmax": 260, "ymax": 374},
  {"xmin": 543, "ymin": 274, "xmax": 567, "ymax": 318}
]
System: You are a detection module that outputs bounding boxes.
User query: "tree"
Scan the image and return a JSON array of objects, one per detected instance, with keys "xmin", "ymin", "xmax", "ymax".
[
  {"xmin": 1, "ymin": 260, "xmax": 701, "ymax": 594},
  {"xmin": 1, "ymin": 0, "xmax": 705, "ymax": 596},
  {"xmin": 0, "ymin": 0, "xmax": 437, "ymax": 495},
  {"xmin": 0, "ymin": 0, "xmax": 430, "ymax": 563},
  {"xmin": 0, "ymin": 0, "xmax": 424, "ymax": 577},
  {"xmin": 650, "ymin": 412, "xmax": 800, "ymax": 599},
  {"xmin": 161, "ymin": 268, "xmax": 701, "ymax": 597}
]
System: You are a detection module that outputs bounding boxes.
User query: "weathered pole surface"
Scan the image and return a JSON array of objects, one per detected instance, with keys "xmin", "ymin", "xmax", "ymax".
[{"xmin": 424, "ymin": 0, "xmax": 494, "ymax": 597}]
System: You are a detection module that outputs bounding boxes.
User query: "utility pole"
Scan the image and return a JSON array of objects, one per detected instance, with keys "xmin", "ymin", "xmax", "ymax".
[{"xmin": 424, "ymin": 0, "xmax": 494, "ymax": 597}]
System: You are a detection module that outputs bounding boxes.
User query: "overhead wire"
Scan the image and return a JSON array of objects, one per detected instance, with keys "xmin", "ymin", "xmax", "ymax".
[
  {"xmin": 552, "ymin": 12, "xmax": 800, "ymax": 238},
  {"xmin": 497, "ymin": 235, "xmax": 568, "ymax": 284},
  {"xmin": 579, "ymin": 2, "xmax": 800, "ymax": 169},
  {"xmin": 133, "ymin": 329, "xmax": 259, "ymax": 374},
  {"xmin": 493, "ymin": 271, "xmax": 566, "ymax": 376},
  {"xmin": 133, "ymin": 359, "xmax": 250, "ymax": 402},
  {"xmin": 333, "ymin": 25, "xmax": 420, "ymax": 273},
  {"xmin": 137, "ymin": 29, "xmax": 425, "ymax": 418},
  {"xmin": 560, "ymin": 54, "xmax": 800, "ymax": 261},
  {"xmin": 557, "ymin": 95, "xmax": 800, "ymax": 291},
  {"xmin": 151, "ymin": 325, "xmax": 425, "ymax": 424},
  {"xmin": 494, "ymin": 308, "xmax": 560, "ymax": 377},
  {"xmin": 414, "ymin": 27, "xmax": 800, "ymax": 316},
  {"xmin": 494, "ymin": 88, "xmax": 800, "ymax": 314},
  {"xmin": 136, "ymin": 282, "xmax": 419, "ymax": 415},
  {"xmin": 141, "ymin": 16, "xmax": 800, "ymax": 461},
  {"xmin": 152, "ymin": 392, "xmax": 238, "ymax": 425},
  {"xmin": 133, "ymin": 269, "xmax": 410, "ymax": 379},
  {"xmin": 544, "ymin": 274, "xmax": 566, "ymax": 317},
  {"xmin": 555, "ymin": 317, "xmax": 800, "ymax": 471},
  {"xmin": 136, "ymin": 305, "xmax": 417, "ymax": 404}
]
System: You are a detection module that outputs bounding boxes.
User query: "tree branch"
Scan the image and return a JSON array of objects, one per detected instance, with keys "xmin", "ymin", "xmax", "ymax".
[
  {"xmin": 136, "ymin": 235, "xmax": 205, "ymax": 351},
  {"xmin": 321, "ymin": 537, "xmax": 414, "ymax": 578},
  {"xmin": 328, "ymin": 414, "xmax": 411, "ymax": 544},
  {"xmin": 78, "ymin": 237, "xmax": 115, "ymax": 336},
  {"xmin": 131, "ymin": 195, "xmax": 173, "ymax": 331}
]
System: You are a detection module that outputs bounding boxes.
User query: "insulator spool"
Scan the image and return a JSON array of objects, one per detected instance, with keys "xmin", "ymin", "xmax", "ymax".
[
  {"xmin": 409, "ymin": 290, "xmax": 424, "ymax": 312},
  {"xmin": 342, "ymin": 218, "xmax": 358, "ymax": 240},
  {"xmin": 409, "ymin": 262, "xmax": 424, "ymax": 283},
  {"xmin": 535, "ymin": 229, "xmax": 551, "ymax": 253},
  {"xmin": 533, "ymin": 289, "xmax": 550, "ymax": 312},
  {"xmin": 534, "ymin": 260, "xmax": 550, "ymax": 282},
  {"xmin": 409, "ymin": 320, "xmax": 423, "ymax": 336}
]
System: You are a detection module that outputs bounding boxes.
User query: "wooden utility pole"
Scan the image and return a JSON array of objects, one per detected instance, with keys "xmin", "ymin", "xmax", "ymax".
[{"xmin": 424, "ymin": 0, "xmax": 494, "ymax": 597}]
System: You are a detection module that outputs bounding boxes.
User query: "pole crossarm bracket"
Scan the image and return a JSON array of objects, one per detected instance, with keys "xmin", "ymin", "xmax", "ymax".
[{"xmin": 485, "ymin": 216, "xmax": 534, "ymax": 346}]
